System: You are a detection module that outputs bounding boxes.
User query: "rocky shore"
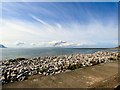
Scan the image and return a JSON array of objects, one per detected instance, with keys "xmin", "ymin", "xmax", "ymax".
[{"xmin": 0, "ymin": 51, "xmax": 119, "ymax": 85}]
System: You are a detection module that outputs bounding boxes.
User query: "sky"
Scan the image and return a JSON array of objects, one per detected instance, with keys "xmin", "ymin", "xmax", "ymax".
[
  {"xmin": 1, "ymin": 2, "xmax": 118, "ymax": 48},
  {"xmin": 1, "ymin": 0, "xmax": 120, "ymax": 2}
]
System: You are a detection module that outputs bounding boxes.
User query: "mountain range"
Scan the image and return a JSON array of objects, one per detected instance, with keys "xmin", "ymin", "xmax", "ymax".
[{"xmin": 0, "ymin": 44, "xmax": 7, "ymax": 48}]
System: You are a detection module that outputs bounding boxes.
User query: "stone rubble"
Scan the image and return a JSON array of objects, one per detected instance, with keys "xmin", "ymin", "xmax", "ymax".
[{"xmin": 0, "ymin": 51, "xmax": 119, "ymax": 85}]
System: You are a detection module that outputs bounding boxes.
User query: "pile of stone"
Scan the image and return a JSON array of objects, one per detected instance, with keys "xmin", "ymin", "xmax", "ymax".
[{"xmin": 0, "ymin": 51, "xmax": 119, "ymax": 85}]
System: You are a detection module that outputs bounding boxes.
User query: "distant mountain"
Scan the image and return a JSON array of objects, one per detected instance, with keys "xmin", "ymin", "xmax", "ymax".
[{"xmin": 0, "ymin": 44, "xmax": 7, "ymax": 48}]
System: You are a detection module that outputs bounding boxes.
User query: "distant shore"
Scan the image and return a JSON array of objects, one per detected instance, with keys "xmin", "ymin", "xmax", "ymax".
[{"xmin": 1, "ymin": 51, "xmax": 119, "ymax": 85}]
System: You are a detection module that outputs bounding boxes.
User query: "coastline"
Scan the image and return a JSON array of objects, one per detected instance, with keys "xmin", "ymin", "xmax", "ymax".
[
  {"xmin": 1, "ymin": 48, "xmax": 114, "ymax": 61},
  {"xmin": 1, "ymin": 51, "xmax": 119, "ymax": 86},
  {"xmin": 3, "ymin": 61, "xmax": 119, "ymax": 88}
]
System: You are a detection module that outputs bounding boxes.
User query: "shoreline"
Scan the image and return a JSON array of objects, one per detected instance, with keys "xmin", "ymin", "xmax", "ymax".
[
  {"xmin": 1, "ymin": 47, "xmax": 119, "ymax": 61},
  {"xmin": 3, "ymin": 61, "xmax": 119, "ymax": 88},
  {"xmin": 1, "ymin": 51, "xmax": 119, "ymax": 85}
]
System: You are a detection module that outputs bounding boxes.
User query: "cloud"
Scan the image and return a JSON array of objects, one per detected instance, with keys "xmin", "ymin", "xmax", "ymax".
[
  {"xmin": 30, "ymin": 43, "xmax": 36, "ymax": 45},
  {"xmin": 1, "ymin": 18, "xmax": 117, "ymax": 48},
  {"xmin": 30, "ymin": 15, "xmax": 59, "ymax": 33},
  {"xmin": 31, "ymin": 15, "xmax": 50, "ymax": 26},
  {"xmin": 53, "ymin": 41, "xmax": 96, "ymax": 47},
  {"xmin": 29, "ymin": 40, "xmax": 96, "ymax": 47},
  {"xmin": 56, "ymin": 23, "xmax": 62, "ymax": 29},
  {"xmin": 48, "ymin": 40, "xmax": 66, "ymax": 47},
  {"xmin": 53, "ymin": 41, "xmax": 66, "ymax": 47},
  {"xmin": 14, "ymin": 41, "xmax": 25, "ymax": 46}
]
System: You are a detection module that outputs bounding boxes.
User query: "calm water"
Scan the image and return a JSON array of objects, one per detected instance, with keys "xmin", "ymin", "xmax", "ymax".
[{"xmin": 0, "ymin": 48, "xmax": 119, "ymax": 60}]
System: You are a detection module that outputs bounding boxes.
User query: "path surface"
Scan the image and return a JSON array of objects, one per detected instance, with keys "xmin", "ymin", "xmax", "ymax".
[{"xmin": 2, "ymin": 61, "xmax": 119, "ymax": 88}]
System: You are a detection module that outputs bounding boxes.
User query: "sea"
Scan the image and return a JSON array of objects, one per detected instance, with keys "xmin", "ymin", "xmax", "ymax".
[{"xmin": 0, "ymin": 48, "xmax": 119, "ymax": 60}]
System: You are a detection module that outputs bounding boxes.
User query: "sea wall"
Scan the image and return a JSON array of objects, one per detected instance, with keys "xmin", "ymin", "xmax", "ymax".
[{"xmin": 0, "ymin": 51, "xmax": 119, "ymax": 85}]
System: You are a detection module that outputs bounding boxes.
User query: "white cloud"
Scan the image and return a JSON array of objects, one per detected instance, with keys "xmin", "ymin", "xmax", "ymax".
[
  {"xmin": 51, "ymin": 41, "xmax": 96, "ymax": 47},
  {"xmin": 56, "ymin": 23, "xmax": 62, "ymax": 29},
  {"xmin": 14, "ymin": 41, "xmax": 25, "ymax": 46},
  {"xmin": 28, "ymin": 40, "xmax": 96, "ymax": 47},
  {"xmin": 48, "ymin": 40, "xmax": 66, "ymax": 46},
  {"xmin": 1, "ymin": 18, "xmax": 118, "ymax": 48},
  {"xmin": 31, "ymin": 15, "xmax": 50, "ymax": 26}
]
